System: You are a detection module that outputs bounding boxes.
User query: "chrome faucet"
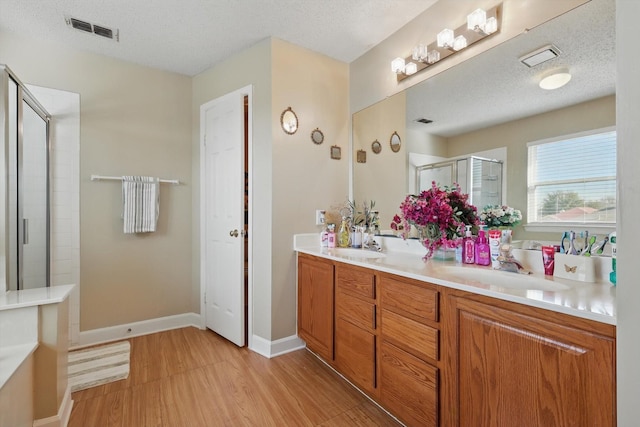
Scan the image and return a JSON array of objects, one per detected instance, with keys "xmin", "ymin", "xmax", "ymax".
[
  {"xmin": 363, "ymin": 234, "xmax": 382, "ymax": 252},
  {"xmin": 497, "ymin": 244, "xmax": 531, "ymax": 274}
]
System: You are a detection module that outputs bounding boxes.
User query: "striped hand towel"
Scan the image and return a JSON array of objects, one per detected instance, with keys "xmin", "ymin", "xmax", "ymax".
[{"xmin": 122, "ymin": 176, "xmax": 160, "ymax": 233}]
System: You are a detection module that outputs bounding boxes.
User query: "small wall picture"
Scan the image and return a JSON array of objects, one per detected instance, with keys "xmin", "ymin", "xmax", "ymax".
[
  {"xmin": 357, "ymin": 150, "xmax": 366, "ymax": 163},
  {"xmin": 331, "ymin": 145, "xmax": 341, "ymax": 160}
]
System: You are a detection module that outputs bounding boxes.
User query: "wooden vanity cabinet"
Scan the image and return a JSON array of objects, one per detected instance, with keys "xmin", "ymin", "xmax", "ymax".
[
  {"xmin": 334, "ymin": 263, "xmax": 378, "ymax": 396},
  {"xmin": 441, "ymin": 289, "xmax": 616, "ymax": 427},
  {"xmin": 297, "ymin": 253, "xmax": 334, "ymax": 361},
  {"xmin": 297, "ymin": 254, "xmax": 616, "ymax": 427}
]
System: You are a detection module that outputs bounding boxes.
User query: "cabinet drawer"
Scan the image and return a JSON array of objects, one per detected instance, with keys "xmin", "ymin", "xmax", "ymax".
[
  {"xmin": 381, "ymin": 309, "xmax": 439, "ymax": 362},
  {"xmin": 380, "ymin": 341, "xmax": 438, "ymax": 427},
  {"xmin": 336, "ymin": 288, "xmax": 376, "ymax": 331},
  {"xmin": 336, "ymin": 263, "xmax": 375, "ymax": 299},
  {"xmin": 379, "ymin": 275, "xmax": 438, "ymax": 322}
]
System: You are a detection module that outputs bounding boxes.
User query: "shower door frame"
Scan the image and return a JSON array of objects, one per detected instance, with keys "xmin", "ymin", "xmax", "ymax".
[{"xmin": 1, "ymin": 65, "xmax": 51, "ymax": 291}]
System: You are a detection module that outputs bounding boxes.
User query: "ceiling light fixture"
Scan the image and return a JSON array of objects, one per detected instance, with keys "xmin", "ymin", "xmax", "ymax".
[
  {"xmin": 539, "ymin": 69, "xmax": 572, "ymax": 90},
  {"xmin": 392, "ymin": 4, "xmax": 501, "ymax": 82}
]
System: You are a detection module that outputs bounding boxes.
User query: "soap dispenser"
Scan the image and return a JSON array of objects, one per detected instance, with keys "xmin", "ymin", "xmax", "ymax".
[
  {"xmin": 475, "ymin": 230, "xmax": 491, "ymax": 266},
  {"xmin": 463, "ymin": 225, "xmax": 476, "ymax": 264}
]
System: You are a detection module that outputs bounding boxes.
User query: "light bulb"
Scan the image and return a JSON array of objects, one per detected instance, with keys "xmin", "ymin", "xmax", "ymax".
[
  {"xmin": 391, "ymin": 57, "xmax": 405, "ymax": 74},
  {"xmin": 437, "ymin": 29, "xmax": 454, "ymax": 48}
]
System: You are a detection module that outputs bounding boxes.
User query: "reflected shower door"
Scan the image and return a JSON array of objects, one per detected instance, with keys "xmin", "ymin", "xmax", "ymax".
[{"xmin": 20, "ymin": 100, "xmax": 49, "ymax": 289}]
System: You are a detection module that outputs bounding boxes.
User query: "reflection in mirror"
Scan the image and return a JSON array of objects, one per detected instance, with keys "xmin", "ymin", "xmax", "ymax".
[
  {"xmin": 280, "ymin": 107, "xmax": 298, "ymax": 134},
  {"xmin": 352, "ymin": 0, "xmax": 615, "ymax": 236}
]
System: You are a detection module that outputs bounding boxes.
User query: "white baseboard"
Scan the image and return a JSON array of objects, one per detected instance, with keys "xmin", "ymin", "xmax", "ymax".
[
  {"xmin": 73, "ymin": 312, "xmax": 202, "ymax": 350},
  {"xmin": 250, "ymin": 334, "xmax": 306, "ymax": 358},
  {"xmin": 32, "ymin": 385, "xmax": 73, "ymax": 427}
]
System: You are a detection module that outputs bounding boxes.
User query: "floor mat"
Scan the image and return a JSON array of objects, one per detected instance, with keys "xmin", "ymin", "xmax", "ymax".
[{"xmin": 68, "ymin": 341, "xmax": 130, "ymax": 392}]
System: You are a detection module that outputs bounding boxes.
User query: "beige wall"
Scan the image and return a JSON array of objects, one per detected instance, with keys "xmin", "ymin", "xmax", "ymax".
[
  {"xmin": 352, "ymin": 91, "xmax": 406, "ymax": 228},
  {"xmin": 271, "ymin": 39, "xmax": 349, "ymax": 339},
  {"xmin": 191, "ymin": 39, "xmax": 274, "ymax": 339},
  {"xmin": 0, "ymin": 30, "xmax": 193, "ymax": 331},
  {"xmin": 349, "ymin": 0, "xmax": 588, "ymax": 114},
  {"xmin": 192, "ymin": 38, "xmax": 349, "ymax": 342},
  {"xmin": 446, "ymin": 95, "xmax": 616, "ymax": 242}
]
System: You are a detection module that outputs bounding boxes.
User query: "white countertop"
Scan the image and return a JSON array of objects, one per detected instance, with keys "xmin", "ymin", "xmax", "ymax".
[
  {"xmin": 294, "ymin": 235, "xmax": 616, "ymax": 325},
  {"xmin": 0, "ymin": 284, "xmax": 75, "ymax": 311}
]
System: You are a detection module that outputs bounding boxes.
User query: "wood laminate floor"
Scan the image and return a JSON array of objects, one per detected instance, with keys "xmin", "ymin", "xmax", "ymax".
[{"xmin": 69, "ymin": 327, "xmax": 401, "ymax": 426}]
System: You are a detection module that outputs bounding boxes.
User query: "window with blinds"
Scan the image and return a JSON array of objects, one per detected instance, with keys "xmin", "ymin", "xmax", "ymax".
[{"xmin": 527, "ymin": 127, "xmax": 616, "ymax": 225}]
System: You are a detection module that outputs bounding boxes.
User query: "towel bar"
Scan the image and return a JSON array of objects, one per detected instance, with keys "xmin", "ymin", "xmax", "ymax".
[{"xmin": 90, "ymin": 174, "xmax": 180, "ymax": 185}]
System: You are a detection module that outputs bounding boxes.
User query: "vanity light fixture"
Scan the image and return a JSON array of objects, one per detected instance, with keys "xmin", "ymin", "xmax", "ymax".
[{"xmin": 392, "ymin": 4, "xmax": 501, "ymax": 82}]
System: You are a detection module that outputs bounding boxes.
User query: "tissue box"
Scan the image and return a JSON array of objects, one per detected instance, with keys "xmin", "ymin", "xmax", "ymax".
[{"xmin": 553, "ymin": 253, "xmax": 596, "ymax": 282}]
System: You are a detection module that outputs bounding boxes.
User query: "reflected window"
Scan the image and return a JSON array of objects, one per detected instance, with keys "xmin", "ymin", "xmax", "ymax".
[{"xmin": 527, "ymin": 127, "xmax": 616, "ymax": 225}]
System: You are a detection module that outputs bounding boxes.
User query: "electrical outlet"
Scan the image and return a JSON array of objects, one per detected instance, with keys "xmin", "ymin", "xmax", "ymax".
[{"xmin": 315, "ymin": 210, "xmax": 326, "ymax": 225}]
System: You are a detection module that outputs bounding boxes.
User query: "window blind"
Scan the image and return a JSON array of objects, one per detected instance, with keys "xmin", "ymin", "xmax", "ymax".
[{"xmin": 527, "ymin": 127, "xmax": 616, "ymax": 224}]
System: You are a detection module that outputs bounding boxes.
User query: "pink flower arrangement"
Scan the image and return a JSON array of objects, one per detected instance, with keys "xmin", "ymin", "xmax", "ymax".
[{"xmin": 391, "ymin": 182, "xmax": 480, "ymax": 259}]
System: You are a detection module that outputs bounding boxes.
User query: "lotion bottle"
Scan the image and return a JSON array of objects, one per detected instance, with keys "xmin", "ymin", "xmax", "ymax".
[
  {"xmin": 320, "ymin": 226, "xmax": 329, "ymax": 247},
  {"xmin": 475, "ymin": 230, "xmax": 491, "ymax": 266},
  {"xmin": 463, "ymin": 225, "xmax": 476, "ymax": 264},
  {"xmin": 327, "ymin": 224, "xmax": 337, "ymax": 248}
]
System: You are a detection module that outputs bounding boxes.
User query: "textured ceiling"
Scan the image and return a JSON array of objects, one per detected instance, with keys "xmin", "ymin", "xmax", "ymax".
[
  {"xmin": 405, "ymin": 0, "xmax": 615, "ymax": 137},
  {"xmin": 0, "ymin": 0, "xmax": 437, "ymax": 76}
]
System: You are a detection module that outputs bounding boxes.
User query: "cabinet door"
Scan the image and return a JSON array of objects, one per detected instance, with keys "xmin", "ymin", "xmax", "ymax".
[
  {"xmin": 446, "ymin": 295, "xmax": 616, "ymax": 427},
  {"xmin": 380, "ymin": 341, "xmax": 438, "ymax": 427},
  {"xmin": 335, "ymin": 317, "xmax": 377, "ymax": 396},
  {"xmin": 297, "ymin": 254, "xmax": 334, "ymax": 361}
]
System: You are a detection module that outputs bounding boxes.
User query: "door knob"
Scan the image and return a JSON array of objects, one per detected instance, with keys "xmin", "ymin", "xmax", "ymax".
[{"xmin": 229, "ymin": 229, "xmax": 239, "ymax": 237}]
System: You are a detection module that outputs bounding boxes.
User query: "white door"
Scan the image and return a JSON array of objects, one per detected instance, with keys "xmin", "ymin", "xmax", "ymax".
[{"xmin": 201, "ymin": 89, "xmax": 245, "ymax": 346}]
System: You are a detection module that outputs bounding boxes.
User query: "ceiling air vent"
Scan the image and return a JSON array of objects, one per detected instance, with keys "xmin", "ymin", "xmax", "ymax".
[
  {"xmin": 69, "ymin": 18, "xmax": 92, "ymax": 33},
  {"xmin": 415, "ymin": 118, "xmax": 434, "ymax": 124},
  {"xmin": 65, "ymin": 16, "xmax": 119, "ymax": 42},
  {"xmin": 93, "ymin": 25, "xmax": 113, "ymax": 39},
  {"xmin": 519, "ymin": 44, "xmax": 561, "ymax": 68}
]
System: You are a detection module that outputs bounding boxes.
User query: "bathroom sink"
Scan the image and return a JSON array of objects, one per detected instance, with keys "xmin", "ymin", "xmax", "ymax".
[
  {"xmin": 437, "ymin": 266, "xmax": 570, "ymax": 291},
  {"xmin": 331, "ymin": 248, "xmax": 387, "ymax": 259}
]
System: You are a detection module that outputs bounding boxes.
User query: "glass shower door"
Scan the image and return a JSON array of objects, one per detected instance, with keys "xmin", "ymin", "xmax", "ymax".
[
  {"xmin": 1, "ymin": 65, "xmax": 51, "ymax": 291},
  {"xmin": 20, "ymin": 99, "xmax": 49, "ymax": 289}
]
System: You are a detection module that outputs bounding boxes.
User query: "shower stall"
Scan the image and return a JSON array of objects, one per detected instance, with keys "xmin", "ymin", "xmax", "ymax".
[{"xmin": 0, "ymin": 65, "xmax": 50, "ymax": 291}]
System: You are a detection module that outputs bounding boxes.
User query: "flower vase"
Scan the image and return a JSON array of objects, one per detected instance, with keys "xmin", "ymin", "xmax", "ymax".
[{"xmin": 433, "ymin": 247, "xmax": 456, "ymax": 261}]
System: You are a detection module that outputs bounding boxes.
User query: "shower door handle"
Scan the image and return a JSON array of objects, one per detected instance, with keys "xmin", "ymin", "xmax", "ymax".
[{"xmin": 23, "ymin": 218, "xmax": 29, "ymax": 245}]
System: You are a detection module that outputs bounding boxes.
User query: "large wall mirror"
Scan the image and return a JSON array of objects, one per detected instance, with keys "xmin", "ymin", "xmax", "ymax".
[{"xmin": 352, "ymin": 0, "xmax": 615, "ymax": 239}]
